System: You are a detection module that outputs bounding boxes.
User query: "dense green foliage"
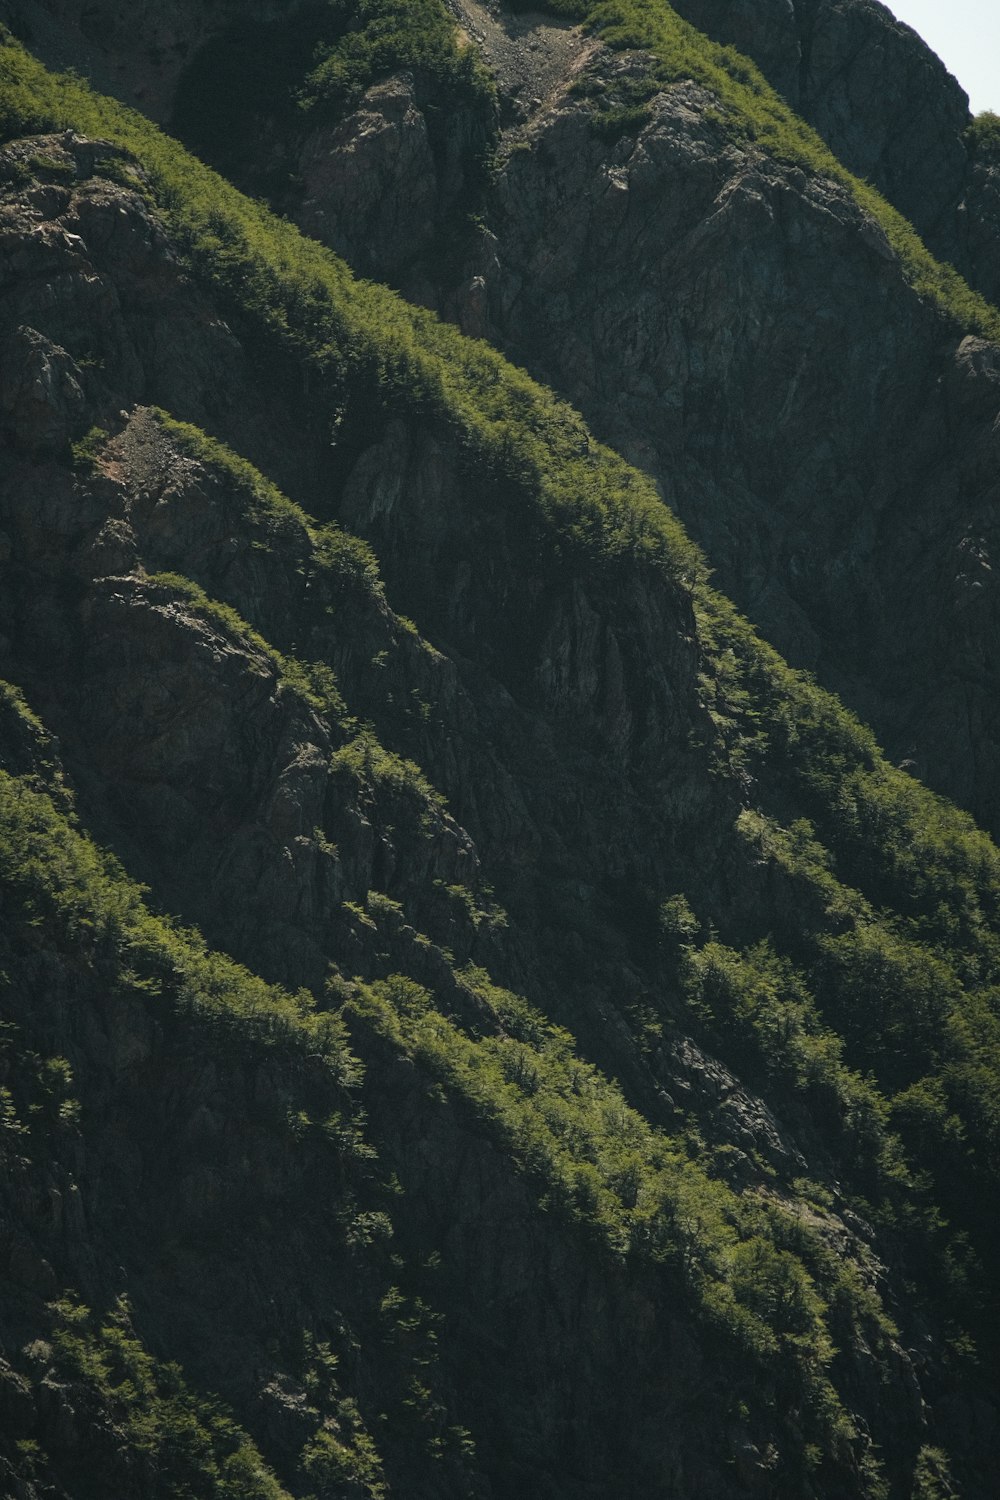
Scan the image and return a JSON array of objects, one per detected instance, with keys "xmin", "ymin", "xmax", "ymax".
[
  {"xmin": 301, "ymin": 0, "xmax": 493, "ymax": 121},
  {"xmin": 966, "ymin": 109, "xmax": 1000, "ymax": 163},
  {"xmin": 0, "ymin": 734, "xmax": 456, "ymax": 1499},
  {"xmin": 0, "ymin": 766, "xmax": 357, "ymax": 1069},
  {"xmin": 687, "ymin": 593, "xmax": 1000, "ymax": 1328},
  {"xmin": 345, "ymin": 967, "xmax": 893, "ymax": 1493},
  {"xmin": 40, "ymin": 1298, "xmax": 289, "ymax": 1500},
  {"xmin": 5, "ymin": 16, "xmax": 1000, "ymax": 1287},
  {"xmin": 0, "ymin": 689, "xmax": 893, "ymax": 1495}
]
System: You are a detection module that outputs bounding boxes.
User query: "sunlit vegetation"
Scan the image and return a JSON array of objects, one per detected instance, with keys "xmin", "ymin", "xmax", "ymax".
[
  {"xmin": 69, "ymin": 423, "xmax": 110, "ymax": 475},
  {"xmin": 965, "ymin": 109, "xmax": 1000, "ymax": 163},
  {"xmin": 148, "ymin": 408, "xmax": 387, "ymax": 603},
  {"xmin": 302, "ymin": 0, "xmax": 493, "ymax": 123},
  {"xmin": 146, "ymin": 571, "xmax": 346, "ymax": 720},
  {"xmin": 343, "ymin": 968, "xmax": 893, "ymax": 1492},
  {"xmin": 332, "ymin": 728, "xmax": 449, "ymax": 826},
  {"xmin": 149, "ymin": 410, "xmax": 308, "ymax": 536},
  {"xmin": 695, "ymin": 589, "xmax": 1000, "ymax": 964},
  {"xmin": 0, "ymin": 764, "xmax": 358, "ymax": 1073},
  {"xmin": 39, "ymin": 1297, "xmax": 291, "ymax": 1500},
  {"xmin": 3, "ymin": 24, "xmax": 1000, "ymax": 1494},
  {"xmin": 4, "ymin": 14, "xmax": 999, "ymax": 1282},
  {"xmin": 677, "ymin": 596, "xmax": 1000, "ymax": 1341}
]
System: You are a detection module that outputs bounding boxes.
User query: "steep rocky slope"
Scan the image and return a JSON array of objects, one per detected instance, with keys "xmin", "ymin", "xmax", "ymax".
[
  {"xmin": 0, "ymin": 10, "xmax": 1000, "ymax": 1500},
  {"xmin": 466, "ymin": 42, "xmax": 1000, "ymax": 835},
  {"xmin": 26, "ymin": 0, "xmax": 997, "ymax": 844},
  {"xmin": 666, "ymin": 0, "xmax": 1000, "ymax": 308},
  {"xmin": 482, "ymin": 20, "xmax": 994, "ymax": 847}
]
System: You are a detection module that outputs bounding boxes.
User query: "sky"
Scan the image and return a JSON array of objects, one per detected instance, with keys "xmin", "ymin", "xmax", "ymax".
[{"xmin": 884, "ymin": 0, "xmax": 999, "ymax": 115}]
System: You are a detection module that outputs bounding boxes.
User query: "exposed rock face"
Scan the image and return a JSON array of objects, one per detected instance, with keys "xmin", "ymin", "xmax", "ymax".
[
  {"xmin": 0, "ymin": 323, "xmax": 87, "ymax": 453},
  {"xmin": 298, "ymin": 76, "xmax": 441, "ymax": 287},
  {"xmin": 672, "ymin": 0, "xmax": 971, "ymax": 237},
  {"xmin": 176, "ymin": 5, "xmax": 1000, "ymax": 838},
  {"xmin": 959, "ymin": 143, "xmax": 1000, "ymax": 305},
  {"xmin": 456, "ymin": 52, "xmax": 1000, "ymax": 836},
  {"xmin": 444, "ymin": 0, "xmax": 596, "ymax": 107},
  {"xmin": 2, "ymin": 132, "xmax": 995, "ymax": 1496},
  {"xmin": 3, "ymin": 2, "xmax": 1000, "ymax": 1491},
  {"xmin": 294, "ymin": 67, "xmax": 495, "ymax": 299},
  {"xmin": 9, "ymin": 0, "xmax": 1000, "ymax": 307},
  {"xmin": 668, "ymin": 0, "xmax": 1000, "ymax": 307}
]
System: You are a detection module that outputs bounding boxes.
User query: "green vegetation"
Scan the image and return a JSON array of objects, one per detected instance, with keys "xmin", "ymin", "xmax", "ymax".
[
  {"xmin": 912, "ymin": 1446, "xmax": 959, "ymax": 1500},
  {"xmin": 1, "ymin": 2, "xmax": 993, "ymax": 595},
  {"xmin": 41, "ymin": 1297, "xmax": 289, "ymax": 1499},
  {"xmin": 571, "ymin": 65, "xmax": 661, "ymax": 140},
  {"xmin": 302, "ymin": 0, "xmax": 493, "ymax": 122},
  {"xmin": 5, "ymin": 0, "xmax": 998, "ymax": 1259},
  {"xmin": 149, "ymin": 410, "xmax": 307, "ymax": 538},
  {"xmin": 343, "ymin": 968, "xmax": 892, "ymax": 1492},
  {"xmin": 3, "ymin": 24, "xmax": 1000, "ymax": 1493},
  {"xmin": 671, "ymin": 927, "xmax": 979, "ymax": 1311},
  {"xmin": 148, "ymin": 408, "xmax": 388, "ymax": 608},
  {"xmin": 695, "ymin": 589, "xmax": 1000, "ymax": 962},
  {"xmin": 0, "ymin": 765, "xmax": 359, "ymax": 1073},
  {"xmin": 671, "ymin": 593, "xmax": 1000, "ymax": 1341},
  {"xmin": 70, "ymin": 424, "xmax": 110, "ymax": 474},
  {"xmin": 332, "ymin": 728, "xmax": 447, "ymax": 816},
  {"xmin": 171, "ymin": 0, "xmax": 495, "ymax": 247},
  {"xmin": 0, "ymin": 1026, "xmax": 81, "ymax": 1148},
  {"xmin": 0, "ymin": 741, "xmax": 414, "ymax": 1495},
  {"xmin": 146, "ymin": 571, "xmax": 345, "ymax": 720},
  {"xmin": 966, "ymin": 109, "xmax": 1000, "ymax": 163},
  {"xmin": 0, "ymin": 727, "xmax": 482, "ymax": 1499}
]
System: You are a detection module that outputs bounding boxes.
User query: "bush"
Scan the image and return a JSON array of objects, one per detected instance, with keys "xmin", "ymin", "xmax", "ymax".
[{"xmin": 966, "ymin": 110, "xmax": 1000, "ymax": 162}]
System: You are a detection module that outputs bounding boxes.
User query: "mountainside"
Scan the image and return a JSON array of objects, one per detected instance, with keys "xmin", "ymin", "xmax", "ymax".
[
  {"xmin": 0, "ymin": 3, "xmax": 999, "ymax": 1497},
  {"xmin": 28, "ymin": 0, "xmax": 998, "ymax": 840}
]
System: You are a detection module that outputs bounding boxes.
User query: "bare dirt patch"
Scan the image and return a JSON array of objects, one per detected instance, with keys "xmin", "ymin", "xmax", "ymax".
[{"xmin": 445, "ymin": 0, "xmax": 598, "ymax": 114}]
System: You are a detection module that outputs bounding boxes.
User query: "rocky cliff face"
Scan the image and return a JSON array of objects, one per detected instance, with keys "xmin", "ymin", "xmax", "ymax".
[
  {"xmin": 671, "ymin": 2, "xmax": 970, "ymax": 240},
  {"xmin": 225, "ymin": 3, "xmax": 1000, "ymax": 841},
  {"xmin": 1, "ymin": 7, "xmax": 1000, "ymax": 1499},
  {"xmin": 467, "ymin": 42, "xmax": 1000, "ymax": 836},
  {"xmin": 666, "ymin": 0, "xmax": 1000, "ymax": 308},
  {"xmin": 0, "ymin": 0, "xmax": 293, "ymax": 119}
]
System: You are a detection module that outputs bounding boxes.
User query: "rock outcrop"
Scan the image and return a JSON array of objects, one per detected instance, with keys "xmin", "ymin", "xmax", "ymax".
[
  {"xmin": 2, "ymin": 10, "xmax": 1000, "ymax": 1498},
  {"xmin": 464, "ymin": 48, "xmax": 1000, "ymax": 835},
  {"xmin": 81, "ymin": 0, "xmax": 1000, "ymax": 840}
]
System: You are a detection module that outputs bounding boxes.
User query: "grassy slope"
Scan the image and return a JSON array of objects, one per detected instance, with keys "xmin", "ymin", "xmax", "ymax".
[{"xmin": 164, "ymin": 0, "xmax": 1000, "ymax": 339}]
